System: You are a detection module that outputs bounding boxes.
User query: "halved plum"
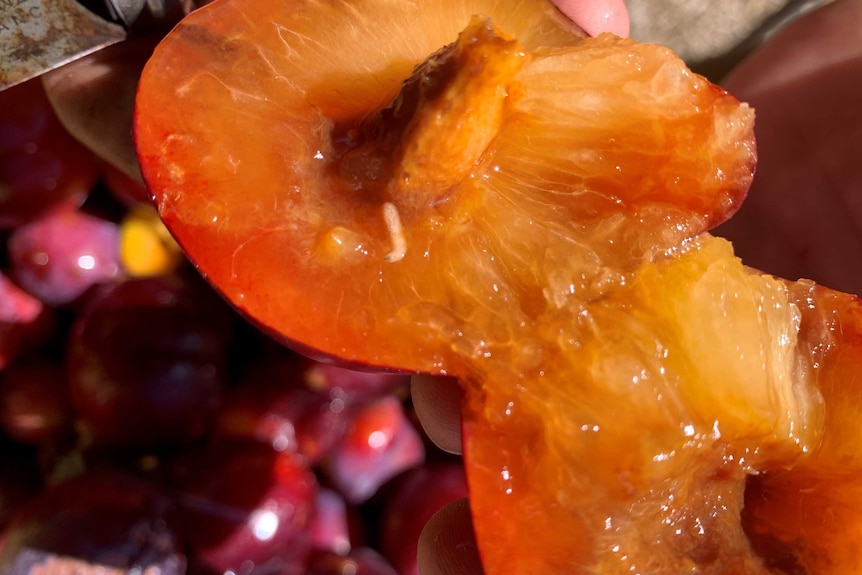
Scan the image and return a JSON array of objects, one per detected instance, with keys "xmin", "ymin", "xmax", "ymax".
[{"xmin": 134, "ymin": 0, "xmax": 862, "ymax": 572}]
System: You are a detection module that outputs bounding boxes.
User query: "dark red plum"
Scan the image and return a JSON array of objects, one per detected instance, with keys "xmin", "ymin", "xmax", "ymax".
[
  {"xmin": 8, "ymin": 208, "xmax": 121, "ymax": 306},
  {"xmin": 0, "ymin": 273, "xmax": 53, "ymax": 371},
  {"xmin": 215, "ymin": 354, "xmax": 358, "ymax": 465},
  {"xmin": 66, "ymin": 273, "xmax": 234, "ymax": 448},
  {"xmin": 0, "ymin": 471, "xmax": 185, "ymax": 575},
  {"xmin": 324, "ymin": 396, "xmax": 425, "ymax": 504},
  {"xmin": 302, "ymin": 362, "xmax": 409, "ymax": 401},
  {"xmin": 0, "ymin": 359, "xmax": 73, "ymax": 445},
  {"xmin": 0, "ymin": 79, "xmax": 98, "ymax": 229},
  {"xmin": 309, "ymin": 487, "xmax": 352, "ymax": 556},
  {"xmin": 0, "ymin": 443, "xmax": 41, "ymax": 531},
  {"xmin": 380, "ymin": 463, "xmax": 468, "ymax": 575},
  {"xmin": 306, "ymin": 548, "xmax": 398, "ymax": 575},
  {"xmin": 170, "ymin": 441, "xmax": 317, "ymax": 575}
]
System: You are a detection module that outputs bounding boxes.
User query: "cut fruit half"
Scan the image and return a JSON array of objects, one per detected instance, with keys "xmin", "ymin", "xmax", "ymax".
[{"xmin": 134, "ymin": 0, "xmax": 862, "ymax": 572}]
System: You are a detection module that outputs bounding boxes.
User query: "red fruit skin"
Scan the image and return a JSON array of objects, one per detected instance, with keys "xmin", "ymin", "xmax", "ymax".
[
  {"xmin": 325, "ymin": 396, "xmax": 426, "ymax": 504},
  {"xmin": 303, "ymin": 362, "xmax": 409, "ymax": 400},
  {"xmin": 0, "ymin": 444, "xmax": 41, "ymax": 530},
  {"xmin": 66, "ymin": 273, "xmax": 234, "ymax": 448},
  {"xmin": 307, "ymin": 548, "xmax": 398, "ymax": 575},
  {"xmin": 8, "ymin": 208, "xmax": 122, "ymax": 307},
  {"xmin": 0, "ymin": 273, "xmax": 53, "ymax": 371},
  {"xmin": 0, "ymin": 359, "xmax": 73, "ymax": 444},
  {"xmin": 0, "ymin": 471, "xmax": 186, "ymax": 574},
  {"xmin": 215, "ymin": 354, "xmax": 358, "ymax": 465},
  {"xmin": 171, "ymin": 442, "xmax": 317, "ymax": 575},
  {"xmin": 380, "ymin": 464, "xmax": 469, "ymax": 575},
  {"xmin": 309, "ymin": 487, "xmax": 352, "ymax": 556},
  {"xmin": 0, "ymin": 79, "xmax": 98, "ymax": 229}
]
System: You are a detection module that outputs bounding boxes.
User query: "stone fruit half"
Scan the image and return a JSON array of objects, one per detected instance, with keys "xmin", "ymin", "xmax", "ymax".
[{"xmin": 134, "ymin": 0, "xmax": 862, "ymax": 572}]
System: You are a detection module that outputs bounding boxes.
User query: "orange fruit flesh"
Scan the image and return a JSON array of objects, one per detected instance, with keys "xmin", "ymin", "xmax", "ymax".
[
  {"xmin": 743, "ymin": 281, "xmax": 862, "ymax": 574},
  {"xmin": 134, "ymin": 0, "xmax": 862, "ymax": 572},
  {"xmin": 464, "ymin": 235, "xmax": 830, "ymax": 573}
]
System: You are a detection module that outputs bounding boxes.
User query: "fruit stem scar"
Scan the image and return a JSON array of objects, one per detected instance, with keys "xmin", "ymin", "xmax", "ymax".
[{"xmin": 382, "ymin": 202, "xmax": 406, "ymax": 262}]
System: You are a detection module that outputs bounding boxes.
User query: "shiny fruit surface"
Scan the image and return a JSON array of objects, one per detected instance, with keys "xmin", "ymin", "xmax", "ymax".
[
  {"xmin": 324, "ymin": 395, "xmax": 425, "ymax": 504},
  {"xmin": 67, "ymin": 273, "xmax": 234, "ymax": 448},
  {"xmin": 134, "ymin": 0, "xmax": 862, "ymax": 573},
  {"xmin": 8, "ymin": 207, "xmax": 122, "ymax": 307},
  {"xmin": 136, "ymin": 0, "xmax": 754, "ymax": 369},
  {"xmin": 741, "ymin": 281, "xmax": 862, "ymax": 574},
  {"xmin": 214, "ymin": 353, "xmax": 360, "ymax": 465},
  {"xmin": 170, "ymin": 441, "xmax": 317, "ymax": 575},
  {"xmin": 0, "ymin": 79, "xmax": 98, "ymax": 229}
]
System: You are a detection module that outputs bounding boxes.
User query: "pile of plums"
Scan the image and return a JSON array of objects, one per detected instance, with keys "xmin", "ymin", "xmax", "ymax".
[{"xmin": 0, "ymin": 78, "xmax": 467, "ymax": 575}]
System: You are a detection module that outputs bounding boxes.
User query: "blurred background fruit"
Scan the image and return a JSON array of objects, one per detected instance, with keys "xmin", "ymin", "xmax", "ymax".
[
  {"xmin": 0, "ymin": 78, "xmax": 431, "ymax": 573},
  {"xmin": 0, "ymin": 79, "xmax": 99, "ymax": 230}
]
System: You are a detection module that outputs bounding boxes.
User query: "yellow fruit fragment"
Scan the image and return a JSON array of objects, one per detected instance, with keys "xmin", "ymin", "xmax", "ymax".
[{"xmin": 120, "ymin": 204, "xmax": 184, "ymax": 277}]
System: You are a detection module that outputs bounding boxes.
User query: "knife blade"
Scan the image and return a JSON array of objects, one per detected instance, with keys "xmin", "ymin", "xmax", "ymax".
[{"xmin": 0, "ymin": 0, "xmax": 148, "ymax": 91}]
